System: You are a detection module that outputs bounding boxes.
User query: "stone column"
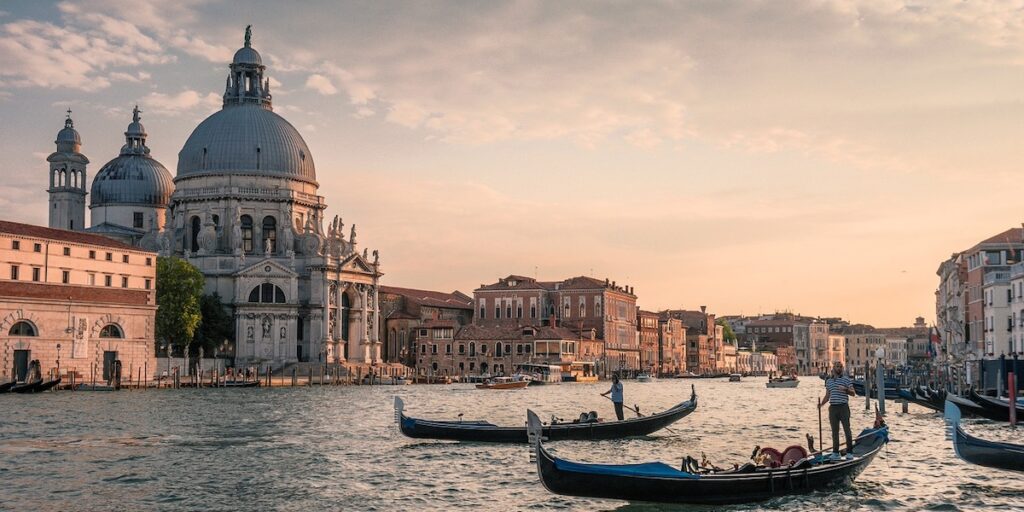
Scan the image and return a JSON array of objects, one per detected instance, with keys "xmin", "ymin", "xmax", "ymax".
[
  {"xmin": 371, "ymin": 283, "xmax": 381, "ymax": 363},
  {"xmin": 360, "ymin": 284, "xmax": 370, "ymax": 362},
  {"xmin": 321, "ymin": 277, "xmax": 330, "ymax": 363}
]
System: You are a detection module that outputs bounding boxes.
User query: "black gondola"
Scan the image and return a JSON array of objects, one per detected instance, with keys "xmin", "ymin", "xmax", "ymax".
[
  {"xmin": 526, "ymin": 409, "xmax": 890, "ymax": 505},
  {"xmin": 220, "ymin": 380, "xmax": 260, "ymax": 388},
  {"xmin": 0, "ymin": 380, "xmax": 15, "ymax": 393},
  {"xmin": 395, "ymin": 386, "xmax": 697, "ymax": 443},
  {"xmin": 945, "ymin": 401, "xmax": 1024, "ymax": 473},
  {"xmin": 898, "ymin": 388, "xmax": 942, "ymax": 412},
  {"xmin": 10, "ymin": 379, "xmax": 43, "ymax": 393},
  {"xmin": 968, "ymin": 390, "xmax": 1024, "ymax": 423}
]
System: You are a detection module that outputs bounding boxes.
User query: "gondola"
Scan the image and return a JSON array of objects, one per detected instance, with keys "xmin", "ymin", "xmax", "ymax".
[
  {"xmin": 898, "ymin": 387, "xmax": 942, "ymax": 412},
  {"xmin": 9, "ymin": 379, "xmax": 43, "ymax": 393},
  {"xmin": 945, "ymin": 401, "xmax": 1024, "ymax": 473},
  {"xmin": 395, "ymin": 385, "xmax": 697, "ymax": 443},
  {"xmin": 220, "ymin": 380, "xmax": 261, "ymax": 388},
  {"xmin": 851, "ymin": 379, "xmax": 900, "ymax": 399},
  {"xmin": 527, "ymin": 409, "xmax": 889, "ymax": 505},
  {"xmin": 968, "ymin": 390, "xmax": 1024, "ymax": 423},
  {"xmin": 0, "ymin": 380, "xmax": 15, "ymax": 393}
]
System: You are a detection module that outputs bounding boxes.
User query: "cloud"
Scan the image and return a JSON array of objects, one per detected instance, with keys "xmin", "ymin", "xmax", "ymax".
[
  {"xmin": 305, "ymin": 74, "xmax": 337, "ymax": 95},
  {"xmin": 139, "ymin": 89, "xmax": 220, "ymax": 116}
]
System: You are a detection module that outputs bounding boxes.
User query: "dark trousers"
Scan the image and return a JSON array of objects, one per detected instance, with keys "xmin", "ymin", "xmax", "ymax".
[
  {"xmin": 829, "ymin": 403, "xmax": 853, "ymax": 454},
  {"xmin": 614, "ymin": 402, "xmax": 624, "ymax": 421}
]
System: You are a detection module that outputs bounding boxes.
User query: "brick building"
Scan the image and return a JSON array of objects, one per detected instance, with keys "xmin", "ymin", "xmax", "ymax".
[
  {"xmin": 657, "ymin": 313, "xmax": 687, "ymax": 376},
  {"xmin": 0, "ymin": 220, "xmax": 156, "ymax": 383},
  {"xmin": 664, "ymin": 308, "xmax": 717, "ymax": 375},
  {"xmin": 378, "ymin": 286, "xmax": 473, "ymax": 367},
  {"xmin": 637, "ymin": 309, "xmax": 659, "ymax": 373},
  {"xmin": 473, "ymin": 274, "xmax": 637, "ymax": 377}
]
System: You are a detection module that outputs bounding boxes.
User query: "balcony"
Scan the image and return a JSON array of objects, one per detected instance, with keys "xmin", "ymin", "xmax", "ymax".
[{"xmin": 983, "ymin": 271, "xmax": 1010, "ymax": 286}]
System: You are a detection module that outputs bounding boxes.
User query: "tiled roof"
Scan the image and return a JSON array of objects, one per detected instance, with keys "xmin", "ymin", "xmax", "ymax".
[
  {"xmin": 476, "ymin": 275, "xmax": 557, "ymax": 291},
  {"xmin": 378, "ymin": 285, "xmax": 473, "ymax": 310},
  {"xmin": 0, "ymin": 220, "xmax": 146, "ymax": 252},
  {"xmin": 0, "ymin": 281, "xmax": 153, "ymax": 306},
  {"xmin": 974, "ymin": 228, "xmax": 1024, "ymax": 248}
]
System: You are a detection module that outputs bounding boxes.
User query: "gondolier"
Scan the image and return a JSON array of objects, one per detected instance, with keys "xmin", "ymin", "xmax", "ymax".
[
  {"xmin": 602, "ymin": 374, "xmax": 625, "ymax": 420},
  {"xmin": 819, "ymin": 361, "xmax": 855, "ymax": 459}
]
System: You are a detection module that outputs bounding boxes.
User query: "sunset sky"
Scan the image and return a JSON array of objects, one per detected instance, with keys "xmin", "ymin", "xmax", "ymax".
[{"xmin": 2, "ymin": 1, "xmax": 1023, "ymax": 326}]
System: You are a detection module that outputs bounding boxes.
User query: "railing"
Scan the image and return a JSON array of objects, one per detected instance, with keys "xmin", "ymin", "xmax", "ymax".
[{"xmin": 174, "ymin": 186, "xmax": 324, "ymax": 204}]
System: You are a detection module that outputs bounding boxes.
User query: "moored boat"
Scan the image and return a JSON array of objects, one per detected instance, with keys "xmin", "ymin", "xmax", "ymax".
[
  {"xmin": 9, "ymin": 379, "xmax": 44, "ymax": 393},
  {"xmin": 728, "ymin": 373, "xmax": 742, "ymax": 382},
  {"xmin": 968, "ymin": 390, "xmax": 1024, "ymax": 423},
  {"xmin": 395, "ymin": 386, "xmax": 698, "ymax": 443},
  {"xmin": 527, "ymin": 409, "xmax": 889, "ymax": 505},
  {"xmin": 0, "ymin": 380, "xmax": 15, "ymax": 393},
  {"xmin": 636, "ymin": 373, "xmax": 653, "ymax": 383},
  {"xmin": 945, "ymin": 401, "xmax": 1024, "ymax": 473},
  {"xmin": 851, "ymin": 379, "xmax": 900, "ymax": 399}
]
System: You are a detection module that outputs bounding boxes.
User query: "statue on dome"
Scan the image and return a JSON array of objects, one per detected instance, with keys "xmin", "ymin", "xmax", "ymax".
[{"xmin": 245, "ymin": 25, "xmax": 252, "ymax": 47}]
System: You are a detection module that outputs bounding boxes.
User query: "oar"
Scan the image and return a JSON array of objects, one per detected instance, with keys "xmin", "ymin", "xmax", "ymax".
[
  {"xmin": 817, "ymin": 395, "xmax": 824, "ymax": 455},
  {"xmin": 601, "ymin": 395, "xmax": 680, "ymax": 435}
]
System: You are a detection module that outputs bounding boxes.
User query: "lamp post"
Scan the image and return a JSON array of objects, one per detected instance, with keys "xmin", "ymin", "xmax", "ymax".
[{"xmin": 56, "ymin": 343, "xmax": 61, "ymax": 376}]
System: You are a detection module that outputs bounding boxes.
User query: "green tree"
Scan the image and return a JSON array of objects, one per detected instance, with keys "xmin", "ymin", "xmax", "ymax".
[
  {"xmin": 192, "ymin": 293, "xmax": 234, "ymax": 356},
  {"xmin": 717, "ymin": 319, "xmax": 737, "ymax": 344},
  {"xmin": 155, "ymin": 257, "xmax": 204, "ymax": 356}
]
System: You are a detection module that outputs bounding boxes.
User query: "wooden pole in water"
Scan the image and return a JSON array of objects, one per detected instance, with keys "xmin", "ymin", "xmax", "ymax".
[
  {"xmin": 876, "ymin": 354, "xmax": 885, "ymax": 416},
  {"xmin": 864, "ymin": 360, "xmax": 871, "ymax": 411},
  {"xmin": 1010, "ymin": 372, "xmax": 1017, "ymax": 428}
]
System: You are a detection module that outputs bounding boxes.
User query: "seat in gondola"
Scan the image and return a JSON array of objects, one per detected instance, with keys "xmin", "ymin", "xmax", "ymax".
[{"xmin": 781, "ymin": 445, "xmax": 808, "ymax": 465}]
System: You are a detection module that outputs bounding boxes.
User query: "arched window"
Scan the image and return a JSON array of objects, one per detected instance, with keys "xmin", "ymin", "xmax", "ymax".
[
  {"xmin": 190, "ymin": 216, "xmax": 201, "ymax": 252},
  {"xmin": 99, "ymin": 324, "xmax": 123, "ymax": 338},
  {"xmin": 241, "ymin": 215, "xmax": 253, "ymax": 253},
  {"xmin": 262, "ymin": 216, "xmax": 277, "ymax": 253},
  {"xmin": 495, "ymin": 343, "xmax": 502, "ymax": 357},
  {"xmin": 469, "ymin": 342, "xmax": 476, "ymax": 356},
  {"xmin": 8, "ymin": 321, "xmax": 37, "ymax": 336},
  {"xmin": 248, "ymin": 283, "xmax": 286, "ymax": 303}
]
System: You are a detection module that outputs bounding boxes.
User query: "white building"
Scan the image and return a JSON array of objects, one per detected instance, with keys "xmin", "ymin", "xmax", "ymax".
[
  {"xmin": 43, "ymin": 28, "xmax": 385, "ymax": 368},
  {"xmin": 982, "ymin": 270, "xmax": 1011, "ymax": 356}
]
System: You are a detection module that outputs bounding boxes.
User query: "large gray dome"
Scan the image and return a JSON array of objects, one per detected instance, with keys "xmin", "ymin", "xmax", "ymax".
[
  {"xmin": 175, "ymin": 104, "xmax": 317, "ymax": 184},
  {"xmin": 91, "ymin": 155, "xmax": 174, "ymax": 207}
]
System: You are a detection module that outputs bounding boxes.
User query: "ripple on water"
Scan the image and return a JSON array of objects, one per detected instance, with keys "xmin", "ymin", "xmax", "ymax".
[{"xmin": 0, "ymin": 380, "xmax": 1022, "ymax": 510}]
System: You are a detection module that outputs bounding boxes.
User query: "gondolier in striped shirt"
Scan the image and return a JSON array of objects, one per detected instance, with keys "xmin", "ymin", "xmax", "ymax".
[{"xmin": 819, "ymin": 361, "xmax": 855, "ymax": 459}]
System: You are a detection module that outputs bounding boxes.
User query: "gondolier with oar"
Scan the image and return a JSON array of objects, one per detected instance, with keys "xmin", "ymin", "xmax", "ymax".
[
  {"xmin": 601, "ymin": 374, "xmax": 625, "ymax": 420},
  {"xmin": 819, "ymin": 361, "xmax": 855, "ymax": 460}
]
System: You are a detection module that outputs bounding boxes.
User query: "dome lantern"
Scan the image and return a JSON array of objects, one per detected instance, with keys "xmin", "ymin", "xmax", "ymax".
[{"xmin": 224, "ymin": 25, "xmax": 271, "ymax": 109}]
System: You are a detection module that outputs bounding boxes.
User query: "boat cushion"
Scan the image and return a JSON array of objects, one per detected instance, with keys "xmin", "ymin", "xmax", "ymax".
[{"xmin": 554, "ymin": 459, "xmax": 700, "ymax": 479}]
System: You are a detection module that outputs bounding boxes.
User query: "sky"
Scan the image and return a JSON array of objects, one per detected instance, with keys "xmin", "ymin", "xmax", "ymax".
[{"xmin": 1, "ymin": 0, "xmax": 1023, "ymax": 327}]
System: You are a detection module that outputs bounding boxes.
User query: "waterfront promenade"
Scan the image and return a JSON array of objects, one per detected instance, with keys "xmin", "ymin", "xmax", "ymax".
[{"xmin": 2, "ymin": 378, "xmax": 1022, "ymax": 510}]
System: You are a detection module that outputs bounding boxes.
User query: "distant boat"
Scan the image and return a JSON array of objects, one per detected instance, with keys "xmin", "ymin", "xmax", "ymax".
[
  {"xmin": 728, "ymin": 373, "xmax": 742, "ymax": 382},
  {"xmin": 945, "ymin": 401, "xmax": 1024, "ymax": 473},
  {"xmin": 636, "ymin": 373, "xmax": 653, "ymax": 383},
  {"xmin": 476, "ymin": 376, "xmax": 531, "ymax": 390},
  {"xmin": 766, "ymin": 376, "xmax": 799, "ymax": 388}
]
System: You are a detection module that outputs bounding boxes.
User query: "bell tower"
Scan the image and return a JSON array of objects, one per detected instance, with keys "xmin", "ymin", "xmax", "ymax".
[{"xmin": 47, "ymin": 109, "xmax": 89, "ymax": 231}]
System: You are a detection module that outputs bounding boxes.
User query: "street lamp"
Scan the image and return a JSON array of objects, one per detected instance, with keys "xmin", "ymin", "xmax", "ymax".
[{"xmin": 56, "ymin": 343, "xmax": 61, "ymax": 375}]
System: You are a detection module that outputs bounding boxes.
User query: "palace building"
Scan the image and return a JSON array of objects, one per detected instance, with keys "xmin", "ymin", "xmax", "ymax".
[{"xmin": 41, "ymin": 27, "xmax": 384, "ymax": 368}]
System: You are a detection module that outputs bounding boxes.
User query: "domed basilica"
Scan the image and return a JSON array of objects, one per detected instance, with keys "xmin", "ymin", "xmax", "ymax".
[{"xmin": 46, "ymin": 27, "xmax": 383, "ymax": 367}]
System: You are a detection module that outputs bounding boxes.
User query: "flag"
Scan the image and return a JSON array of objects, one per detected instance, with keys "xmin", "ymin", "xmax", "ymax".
[{"xmin": 928, "ymin": 327, "xmax": 940, "ymax": 359}]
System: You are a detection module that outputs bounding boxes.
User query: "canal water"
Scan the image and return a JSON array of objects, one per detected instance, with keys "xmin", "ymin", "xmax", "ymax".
[{"xmin": 1, "ymin": 378, "xmax": 1021, "ymax": 511}]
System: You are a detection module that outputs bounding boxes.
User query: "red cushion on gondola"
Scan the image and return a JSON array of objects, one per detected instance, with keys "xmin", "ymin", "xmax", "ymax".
[
  {"xmin": 759, "ymin": 447, "xmax": 783, "ymax": 467},
  {"xmin": 781, "ymin": 445, "xmax": 808, "ymax": 465}
]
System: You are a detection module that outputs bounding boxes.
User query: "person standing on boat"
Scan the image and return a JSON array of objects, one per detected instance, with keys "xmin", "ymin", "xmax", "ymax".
[
  {"xmin": 819, "ymin": 361, "xmax": 855, "ymax": 459},
  {"xmin": 602, "ymin": 374, "xmax": 625, "ymax": 420}
]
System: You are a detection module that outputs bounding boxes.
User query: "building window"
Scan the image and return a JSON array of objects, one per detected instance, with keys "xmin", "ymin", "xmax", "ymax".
[
  {"xmin": 144, "ymin": 279, "xmax": 151, "ymax": 290},
  {"xmin": 579, "ymin": 300, "xmax": 586, "ymax": 318},
  {"xmin": 470, "ymin": 342, "xmax": 476, "ymax": 356},
  {"xmin": 133, "ymin": 212, "xmax": 144, "ymax": 229},
  {"xmin": 121, "ymin": 276, "xmax": 128, "ymax": 288},
  {"xmin": 63, "ymin": 247, "xmax": 70, "ymax": 256},
  {"xmin": 62, "ymin": 270, "xmax": 70, "ymax": 284},
  {"xmin": 99, "ymin": 324, "xmax": 123, "ymax": 338},
  {"xmin": 89, "ymin": 273, "xmax": 96, "ymax": 285},
  {"xmin": 104, "ymin": 275, "xmax": 112, "ymax": 287},
  {"xmin": 89, "ymin": 250, "xmax": 96, "ymax": 259},
  {"xmin": 420, "ymin": 344, "xmax": 426, "ymax": 354},
  {"xmin": 495, "ymin": 343, "xmax": 502, "ymax": 357},
  {"xmin": 190, "ymin": 216, "xmax": 201, "ymax": 252},
  {"xmin": 8, "ymin": 321, "xmax": 36, "ymax": 336},
  {"xmin": 145, "ymin": 257, "xmax": 152, "ymax": 266},
  {"xmin": 248, "ymin": 283, "xmax": 286, "ymax": 303},
  {"xmin": 11, "ymin": 240, "xmax": 20, "ymax": 250},
  {"xmin": 262, "ymin": 216, "xmax": 277, "ymax": 253},
  {"xmin": 241, "ymin": 215, "xmax": 254, "ymax": 253},
  {"xmin": 506, "ymin": 303, "xmax": 512, "ymax": 318},
  {"xmin": 431, "ymin": 344, "xmax": 438, "ymax": 354},
  {"xmin": 33, "ymin": 243, "xmax": 41, "ymax": 253},
  {"xmin": 458, "ymin": 344, "xmax": 465, "ymax": 354},
  {"xmin": 419, "ymin": 329, "xmax": 428, "ymax": 337},
  {"xmin": 105, "ymin": 252, "xmax": 113, "ymax": 261},
  {"xmin": 504, "ymin": 344, "xmax": 511, "ymax": 355},
  {"xmin": 479, "ymin": 299, "xmax": 486, "ymax": 319},
  {"xmin": 10, "ymin": 266, "xmax": 18, "ymax": 280},
  {"xmin": 495, "ymin": 304, "xmax": 501, "ymax": 319},
  {"xmin": 517, "ymin": 303, "xmax": 523, "ymax": 318},
  {"xmin": 122, "ymin": 255, "xmax": 129, "ymax": 263},
  {"xmin": 31, "ymin": 268, "xmax": 40, "ymax": 282}
]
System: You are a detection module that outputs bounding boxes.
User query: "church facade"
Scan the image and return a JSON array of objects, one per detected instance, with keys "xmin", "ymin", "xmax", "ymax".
[{"xmin": 45, "ymin": 28, "xmax": 383, "ymax": 368}]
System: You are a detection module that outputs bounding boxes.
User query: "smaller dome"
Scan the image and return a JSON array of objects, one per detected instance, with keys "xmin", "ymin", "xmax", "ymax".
[
  {"xmin": 91, "ymin": 156, "xmax": 174, "ymax": 207},
  {"xmin": 55, "ymin": 112, "xmax": 81, "ymax": 149},
  {"xmin": 233, "ymin": 46, "xmax": 262, "ymax": 66}
]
